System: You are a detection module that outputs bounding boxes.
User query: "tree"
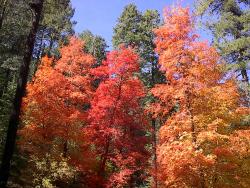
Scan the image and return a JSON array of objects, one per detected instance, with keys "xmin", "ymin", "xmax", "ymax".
[
  {"xmin": 0, "ymin": 0, "xmax": 45, "ymax": 186},
  {"xmin": 31, "ymin": 0, "xmax": 75, "ymax": 74},
  {"xmin": 19, "ymin": 37, "xmax": 95, "ymax": 186},
  {"xmin": 0, "ymin": 0, "xmax": 75, "ymax": 100},
  {"xmin": 79, "ymin": 30, "xmax": 108, "ymax": 67},
  {"xmin": 152, "ymin": 6, "xmax": 250, "ymax": 187},
  {"xmin": 196, "ymin": 0, "xmax": 250, "ymax": 102},
  {"xmin": 195, "ymin": 0, "xmax": 250, "ymax": 125},
  {"xmin": 112, "ymin": 4, "xmax": 142, "ymax": 48},
  {"xmin": 112, "ymin": 4, "xmax": 163, "ymax": 86},
  {"xmin": 0, "ymin": 0, "xmax": 75, "ymax": 158},
  {"xmin": 0, "ymin": 0, "xmax": 32, "ymax": 99},
  {"xmin": 113, "ymin": 5, "xmax": 164, "ymax": 187},
  {"xmin": 86, "ymin": 47, "xmax": 149, "ymax": 187}
]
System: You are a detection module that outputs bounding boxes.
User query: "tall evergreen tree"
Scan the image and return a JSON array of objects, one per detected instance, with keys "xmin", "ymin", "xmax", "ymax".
[
  {"xmin": 31, "ymin": 0, "xmax": 75, "ymax": 75},
  {"xmin": 112, "ymin": 4, "xmax": 142, "ymax": 48},
  {"xmin": 0, "ymin": 0, "xmax": 8, "ymax": 29},
  {"xmin": 0, "ymin": 1, "xmax": 44, "ymax": 186},
  {"xmin": 196, "ymin": 0, "xmax": 250, "ymax": 84},
  {"xmin": 79, "ymin": 30, "xmax": 108, "ymax": 67},
  {"xmin": 0, "ymin": 0, "xmax": 75, "ymax": 157}
]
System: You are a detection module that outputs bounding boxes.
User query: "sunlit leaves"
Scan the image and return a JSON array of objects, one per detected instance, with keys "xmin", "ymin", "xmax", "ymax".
[
  {"xmin": 87, "ymin": 47, "xmax": 149, "ymax": 187},
  {"xmin": 152, "ymin": 6, "xmax": 250, "ymax": 187},
  {"xmin": 19, "ymin": 37, "xmax": 95, "ymax": 186}
]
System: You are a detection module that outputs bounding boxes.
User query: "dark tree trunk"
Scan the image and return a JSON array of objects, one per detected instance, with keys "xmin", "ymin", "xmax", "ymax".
[
  {"xmin": 241, "ymin": 69, "xmax": 249, "ymax": 84},
  {"xmin": 0, "ymin": 1, "xmax": 44, "ymax": 186},
  {"xmin": 0, "ymin": 69, "xmax": 10, "ymax": 99},
  {"xmin": 98, "ymin": 139, "xmax": 110, "ymax": 177},
  {"xmin": 63, "ymin": 141, "xmax": 68, "ymax": 158},
  {"xmin": 186, "ymin": 90, "xmax": 196, "ymax": 143},
  {"xmin": 47, "ymin": 35, "xmax": 54, "ymax": 57}
]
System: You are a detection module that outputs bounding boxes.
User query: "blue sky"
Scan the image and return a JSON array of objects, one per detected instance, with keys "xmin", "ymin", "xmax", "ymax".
[{"xmin": 71, "ymin": 0, "xmax": 209, "ymax": 49}]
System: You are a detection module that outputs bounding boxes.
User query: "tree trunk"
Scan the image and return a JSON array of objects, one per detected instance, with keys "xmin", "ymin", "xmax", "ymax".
[
  {"xmin": 63, "ymin": 141, "xmax": 68, "ymax": 158},
  {"xmin": 0, "ymin": 0, "xmax": 7, "ymax": 29},
  {"xmin": 98, "ymin": 139, "xmax": 110, "ymax": 177},
  {"xmin": 151, "ymin": 61, "xmax": 158, "ymax": 188},
  {"xmin": 152, "ymin": 119, "xmax": 158, "ymax": 188},
  {"xmin": 47, "ymin": 35, "xmax": 54, "ymax": 57},
  {"xmin": 241, "ymin": 69, "xmax": 249, "ymax": 84},
  {"xmin": 97, "ymin": 81, "xmax": 123, "ymax": 184},
  {"xmin": 0, "ymin": 1, "xmax": 44, "ymax": 186},
  {"xmin": 236, "ymin": 30, "xmax": 249, "ymax": 84},
  {"xmin": 185, "ymin": 89, "xmax": 196, "ymax": 143}
]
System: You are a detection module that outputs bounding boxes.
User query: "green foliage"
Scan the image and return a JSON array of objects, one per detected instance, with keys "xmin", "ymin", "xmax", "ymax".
[
  {"xmin": 112, "ymin": 4, "xmax": 164, "ymax": 88},
  {"xmin": 112, "ymin": 5, "xmax": 165, "ymax": 187},
  {"xmin": 0, "ymin": 76, "xmax": 16, "ymax": 154},
  {"xmin": 32, "ymin": 154, "xmax": 76, "ymax": 188},
  {"xmin": 0, "ymin": 0, "xmax": 76, "ymax": 185},
  {"xmin": 196, "ymin": 0, "xmax": 250, "ymax": 82},
  {"xmin": 113, "ymin": 4, "xmax": 142, "ymax": 48},
  {"xmin": 79, "ymin": 30, "xmax": 108, "ymax": 66},
  {"xmin": 31, "ymin": 0, "xmax": 75, "ymax": 75}
]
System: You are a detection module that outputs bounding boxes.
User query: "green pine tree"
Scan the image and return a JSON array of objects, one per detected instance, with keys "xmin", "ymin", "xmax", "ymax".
[
  {"xmin": 196, "ymin": 0, "xmax": 250, "ymax": 83},
  {"xmin": 79, "ymin": 30, "xmax": 108, "ymax": 67}
]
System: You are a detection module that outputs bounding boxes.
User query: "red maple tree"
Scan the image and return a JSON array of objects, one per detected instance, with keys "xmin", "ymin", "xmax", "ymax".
[{"xmin": 86, "ymin": 46, "xmax": 150, "ymax": 187}]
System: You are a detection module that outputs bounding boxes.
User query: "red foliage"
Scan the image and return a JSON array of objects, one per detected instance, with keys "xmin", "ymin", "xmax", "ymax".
[{"xmin": 86, "ymin": 47, "xmax": 149, "ymax": 187}]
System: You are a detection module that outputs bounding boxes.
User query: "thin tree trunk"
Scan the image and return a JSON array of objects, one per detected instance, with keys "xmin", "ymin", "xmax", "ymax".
[
  {"xmin": 47, "ymin": 35, "xmax": 54, "ymax": 57},
  {"xmin": 98, "ymin": 139, "xmax": 110, "ymax": 177},
  {"xmin": 63, "ymin": 141, "xmax": 68, "ymax": 158},
  {"xmin": 238, "ymin": 48, "xmax": 249, "ymax": 106},
  {"xmin": 151, "ymin": 61, "xmax": 158, "ymax": 188},
  {"xmin": 186, "ymin": 89, "xmax": 196, "ymax": 143},
  {"xmin": 0, "ymin": 1, "xmax": 44, "ymax": 186},
  {"xmin": 241, "ymin": 69, "xmax": 249, "ymax": 83},
  {"xmin": 0, "ymin": 0, "xmax": 7, "ymax": 29},
  {"xmin": 236, "ymin": 31, "xmax": 249, "ymax": 84},
  {"xmin": 152, "ymin": 119, "xmax": 158, "ymax": 188}
]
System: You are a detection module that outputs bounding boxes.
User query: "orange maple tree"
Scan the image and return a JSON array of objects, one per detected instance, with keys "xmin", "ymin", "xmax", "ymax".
[
  {"xmin": 19, "ymin": 37, "xmax": 95, "ymax": 172},
  {"xmin": 86, "ymin": 47, "xmax": 150, "ymax": 187},
  {"xmin": 152, "ymin": 6, "xmax": 250, "ymax": 187}
]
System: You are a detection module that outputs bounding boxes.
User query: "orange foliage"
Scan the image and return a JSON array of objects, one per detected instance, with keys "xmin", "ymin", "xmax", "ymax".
[
  {"xmin": 152, "ymin": 6, "xmax": 250, "ymax": 187},
  {"xmin": 19, "ymin": 37, "xmax": 95, "ymax": 171},
  {"xmin": 17, "ymin": 7, "xmax": 250, "ymax": 188}
]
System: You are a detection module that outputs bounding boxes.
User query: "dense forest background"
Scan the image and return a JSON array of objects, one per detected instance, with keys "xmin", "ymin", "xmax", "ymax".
[{"xmin": 0, "ymin": 0, "xmax": 249, "ymax": 187}]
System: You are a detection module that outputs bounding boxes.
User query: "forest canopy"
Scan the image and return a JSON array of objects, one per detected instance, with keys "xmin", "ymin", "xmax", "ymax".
[{"xmin": 0, "ymin": 0, "xmax": 249, "ymax": 187}]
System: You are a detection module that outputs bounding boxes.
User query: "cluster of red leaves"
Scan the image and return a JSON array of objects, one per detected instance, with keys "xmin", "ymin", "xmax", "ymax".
[{"xmin": 86, "ymin": 47, "xmax": 149, "ymax": 187}]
